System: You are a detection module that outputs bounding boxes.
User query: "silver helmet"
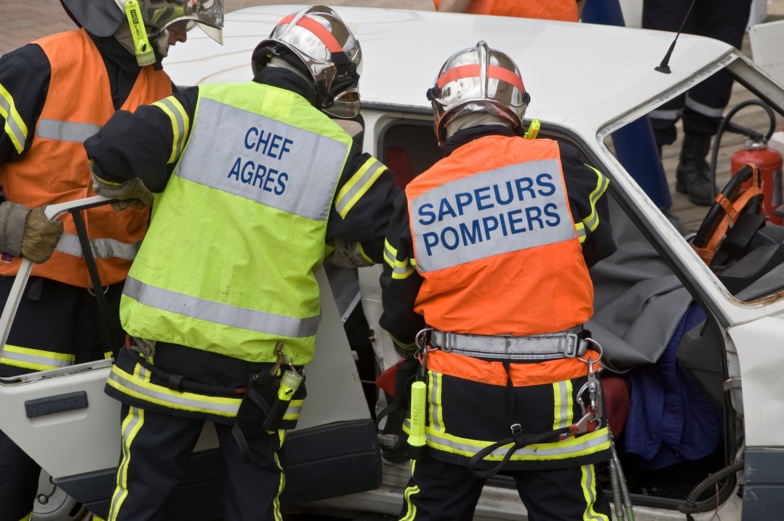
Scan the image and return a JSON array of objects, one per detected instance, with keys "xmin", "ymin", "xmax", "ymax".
[
  {"xmin": 60, "ymin": 0, "xmax": 224, "ymax": 44},
  {"xmin": 252, "ymin": 5, "xmax": 362, "ymax": 118},
  {"xmin": 427, "ymin": 41, "xmax": 530, "ymax": 147}
]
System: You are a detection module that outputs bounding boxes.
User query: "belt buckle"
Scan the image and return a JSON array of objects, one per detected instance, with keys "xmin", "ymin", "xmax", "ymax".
[{"xmin": 564, "ymin": 333, "xmax": 579, "ymax": 358}]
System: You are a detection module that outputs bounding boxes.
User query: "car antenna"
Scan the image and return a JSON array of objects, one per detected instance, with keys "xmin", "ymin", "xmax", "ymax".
[{"xmin": 654, "ymin": 0, "xmax": 698, "ymax": 74}]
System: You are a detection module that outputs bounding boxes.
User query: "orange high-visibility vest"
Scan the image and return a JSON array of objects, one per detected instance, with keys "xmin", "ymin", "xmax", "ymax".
[
  {"xmin": 434, "ymin": 0, "xmax": 579, "ymax": 22},
  {"xmin": 404, "ymin": 136, "xmax": 610, "ymax": 469},
  {"xmin": 406, "ymin": 135, "xmax": 593, "ymax": 336},
  {"xmin": 0, "ymin": 29, "xmax": 172, "ymax": 287}
]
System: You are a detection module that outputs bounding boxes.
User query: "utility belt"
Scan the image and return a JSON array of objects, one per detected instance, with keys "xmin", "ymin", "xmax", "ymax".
[
  {"xmin": 426, "ymin": 326, "xmax": 589, "ymax": 361},
  {"xmin": 127, "ymin": 337, "xmax": 305, "ymax": 464},
  {"xmin": 407, "ymin": 327, "xmax": 606, "ymax": 477}
]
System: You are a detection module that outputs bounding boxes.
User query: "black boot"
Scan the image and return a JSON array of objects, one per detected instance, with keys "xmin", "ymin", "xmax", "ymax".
[{"xmin": 675, "ymin": 133, "xmax": 715, "ymax": 206}]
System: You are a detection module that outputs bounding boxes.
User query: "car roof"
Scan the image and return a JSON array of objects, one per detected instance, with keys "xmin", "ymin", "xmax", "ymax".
[{"xmin": 165, "ymin": 5, "xmax": 737, "ymax": 136}]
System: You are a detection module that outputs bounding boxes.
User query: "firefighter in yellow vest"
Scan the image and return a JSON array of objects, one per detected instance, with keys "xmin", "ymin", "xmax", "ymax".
[
  {"xmin": 379, "ymin": 41, "xmax": 617, "ymax": 520},
  {"xmin": 84, "ymin": 5, "xmax": 399, "ymax": 520},
  {"xmin": 0, "ymin": 1, "xmax": 223, "ymax": 520}
]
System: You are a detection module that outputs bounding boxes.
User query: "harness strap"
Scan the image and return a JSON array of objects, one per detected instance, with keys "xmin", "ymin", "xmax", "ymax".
[
  {"xmin": 71, "ymin": 208, "xmax": 121, "ymax": 354},
  {"xmin": 692, "ymin": 168, "xmax": 764, "ymax": 264},
  {"xmin": 467, "ymin": 427, "xmax": 567, "ymax": 480},
  {"xmin": 134, "ymin": 353, "xmax": 246, "ymax": 397},
  {"xmin": 428, "ymin": 327, "xmax": 587, "ymax": 360},
  {"xmin": 231, "ymin": 384, "xmax": 273, "ymax": 464},
  {"xmin": 468, "ymin": 359, "xmax": 569, "ymax": 479}
]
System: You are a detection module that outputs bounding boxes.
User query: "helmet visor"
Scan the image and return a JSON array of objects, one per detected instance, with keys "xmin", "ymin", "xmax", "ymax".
[
  {"xmin": 140, "ymin": 0, "xmax": 224, "ymax": 43},
  {"xmin": 325, "ymin": 87, "xmax": 361, "ymax": 119}
]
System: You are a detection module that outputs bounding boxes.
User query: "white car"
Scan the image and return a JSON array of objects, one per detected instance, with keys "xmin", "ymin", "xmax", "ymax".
[{"xmin": 7, "ymin": 5, "xmax": 784, "ymax": 520}]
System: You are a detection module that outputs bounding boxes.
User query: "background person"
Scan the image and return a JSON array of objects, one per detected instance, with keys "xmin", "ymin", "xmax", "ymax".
[
  {"xmin": 84, "ymin": 5, "xmax": 399, "ymax": 519},
  {"xmin": 0, "ymin": 1, "xmax": 223, "ymax": 520},
  {"xmin": 643, "ymin": 0, "xmax": 753, "ymax": 206},
  {"xmin": 380, "ymin": 40, "xmax": 617, "ymax": 520}
]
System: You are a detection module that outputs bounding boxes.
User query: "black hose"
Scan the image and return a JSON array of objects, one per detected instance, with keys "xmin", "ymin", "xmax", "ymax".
[
  {"xmin": 709, "ymin": 100, "xmax": 777, "ymax": 200},
  {"xmin": 678, "ymin": 458, "xmax": 744, "ymax": 513}
]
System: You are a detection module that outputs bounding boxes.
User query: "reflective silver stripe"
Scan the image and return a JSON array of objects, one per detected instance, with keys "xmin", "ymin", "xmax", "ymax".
[
  {"xmin": 111, "ymin": 406, "xmax": 143, "ymax": 516},
  {"xmin": 153, "ymin": 97, "xmax": 188, "ymax": 164},
  {"xmin": 428, "ymin": 327, "xmax": 586, "ymax": 360},
  {"xmin": 35, "ymin": 118, "xmax": 100, "ymax": 143},
  {"xmin": 685, "ymin": 95, "xmax": 726, "ymax": 119},
  {"xmin": 55, "ymin": 232, "xmax": 140, "ymax": 260},
  {"xmin": 384, "ymin": 239, "xmax": 415, "ymax": 279},
  {"xmin": 283, "ymin": 400, "xmax": 303, "ymax": 420},
  {"xmin": 178, "ymin": 98, "xmax": 346, "ymax": 220},
  {"xmin": 648, "ymin": 108, "xmax": 682, "ymax": 122},
  {"xmin": 575, "ymin": 222, "xmax": 587, "ymax": 242},
  {"xmin": 429, "ymin": 372, "xmax": 444, "ymax": 433},
  {"xmin": 334, "ymin": 158, "xmax": 387, "ymax": 217},
  {"xmin": 408, "ymin": 375, "xmax": 611, "ymax": 461},
  {"xmin": 411, "ymin": 160, "xmax": 576, "ymax": 273},
  {"xmin": 108, "ymin": 364, "xmax": 241, "ymax": 416},
  {"xmin": 0, "ymin": 345, "xmax": 74, "ymax": 370},
  {"xmin": 124, "ymin": 276, "xmax": 319, "ymax": 338},
  {"xmin": 0, "ymin": 86, "xmax": 27, "ymax": 153},
  {"xmin": 582, "ymin": 465, "xmax": 609, "ymax": 520},
  {"xmin": 554, "ymin": 380, "xmax": 572, "ymax": 430},
  {"xmin": 426, "ymin": 425, "xmax": 611, "ymax": 460},
  {"xmin": 383, "ymin": 239, "xmax": 396, "ymax": 267}
]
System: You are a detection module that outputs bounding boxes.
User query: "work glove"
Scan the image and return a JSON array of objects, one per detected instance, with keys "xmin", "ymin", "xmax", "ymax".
[
  {"xmin": 0, "ymin": 202, "xmax": 63, "ymax": 264},
  {"xmin": 325, "ymin": 239, "xmax": 375, "ymax": 268},
  {"xmin": 92, "ymin": 174, "xmax": 153, "ymax": 211}
]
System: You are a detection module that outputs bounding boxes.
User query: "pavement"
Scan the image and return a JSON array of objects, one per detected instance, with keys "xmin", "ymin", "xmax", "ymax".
[
  {"xmin": 0, "ymin": 0, "xmax": 433, "ymax": 56},
  {"xmin": 3, "ymin": 0, "xmax": 784, "ymax": 55}
]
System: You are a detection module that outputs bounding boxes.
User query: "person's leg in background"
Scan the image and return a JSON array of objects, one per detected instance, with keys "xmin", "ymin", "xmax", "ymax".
[
  {"xmin": 677, "ymin": 0, "xmax": 753, "ymax": 201},
  {"xmin": 644, "ymin": 0, "xmax": 753, "ymax": 206}
]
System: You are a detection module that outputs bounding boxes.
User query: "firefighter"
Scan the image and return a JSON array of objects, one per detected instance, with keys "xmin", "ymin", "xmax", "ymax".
[
  {"xmin": 0, "ymin": 1, "xmax": 222, "ymax": 520},
  {"xmin": 379, "ymin": 41, "xmax": 617, "ymax": 520},
  {"xmin": 83, "ymin": 5, "xmax": 399, "ymax": 520}
]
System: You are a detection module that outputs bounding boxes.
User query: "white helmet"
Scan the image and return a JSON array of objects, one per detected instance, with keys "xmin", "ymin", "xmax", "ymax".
[
  {"xmin": 60, "ymin": 0, "xmax": 224, "ymax": 45},
  {"xmin": 427, "ymin": 41, "xmax": 530, "ymax": 147},
  {"xmin": 252, "ymin": 5, "xmax": 362, "ymax": 118}
]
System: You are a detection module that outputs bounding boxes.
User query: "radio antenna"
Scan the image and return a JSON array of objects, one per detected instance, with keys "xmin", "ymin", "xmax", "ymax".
[{"xmin": 654, "ymin": 0, "xmax": 698, "ymax": 74}]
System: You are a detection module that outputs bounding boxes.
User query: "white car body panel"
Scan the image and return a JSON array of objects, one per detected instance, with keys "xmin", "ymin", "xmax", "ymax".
[{"xmin": 2, "ymin": 5, "xmax": 784, "ymax": 520}]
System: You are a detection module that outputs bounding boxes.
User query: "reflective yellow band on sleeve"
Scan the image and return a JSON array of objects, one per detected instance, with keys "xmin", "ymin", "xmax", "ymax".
[
  {"xmin": 0, "ymin": 84, "xmax": 28, "ymax": 154},
  {"xmin": 580, "ymin": 165, "xmax": 610, "ymax": 236},
  {"xmin": 335, "ymin": 157, "xmax": 388, "ymax": 218},
  {"xmin": 152, "ymin": 96, "xmax": 190, "ymax": 164}
]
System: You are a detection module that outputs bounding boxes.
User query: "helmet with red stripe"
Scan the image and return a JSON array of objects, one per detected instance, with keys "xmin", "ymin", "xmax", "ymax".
[
  {"xmin": 252, "ymin": 5, "xmax": 362, "ymax": 118},
  {"xmin": 427, "ymin": 41, "xmax": 530, "ymax": 147}
]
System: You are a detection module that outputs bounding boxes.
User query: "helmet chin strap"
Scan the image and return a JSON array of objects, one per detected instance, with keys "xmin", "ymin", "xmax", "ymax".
[{"xmin": 153, "ymin": 29, "xmax": 171, "ymax": 57}]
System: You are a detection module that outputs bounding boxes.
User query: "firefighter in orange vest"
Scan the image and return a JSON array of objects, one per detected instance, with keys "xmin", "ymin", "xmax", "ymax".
[
  {"xmin": 0, "ymin": 1, "xmax": 222, "ymax": 519},
  {"xmin": 379, "ymin": 41, "xmax": 617, "ymax": 520},
  {"xmin": 433, "ymin": 0, "xmax": 586, "ymax": 22}
]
